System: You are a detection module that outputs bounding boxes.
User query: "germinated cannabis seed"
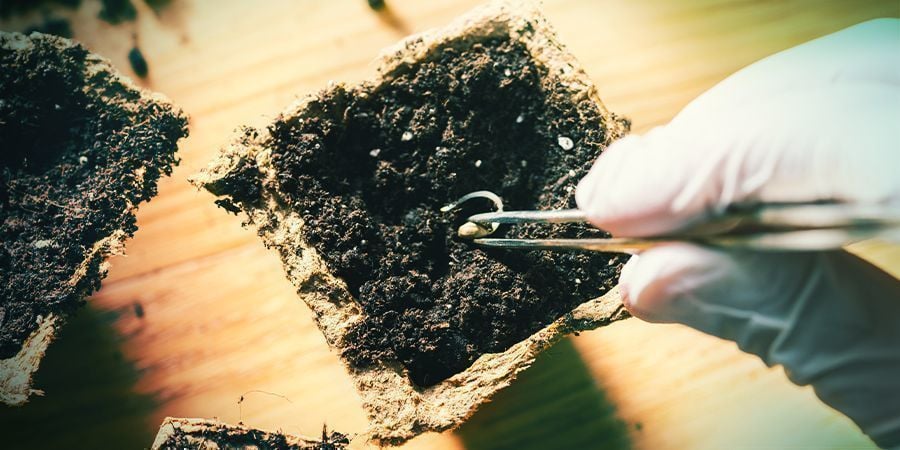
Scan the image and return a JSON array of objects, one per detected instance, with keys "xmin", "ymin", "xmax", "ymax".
[
  {"xmin": 558, "ymin": 136, "xmax": 574, "ymax": 150},
  {"xmin": 458, "ymin": 222, "xmax": 490, "ymax": 238},
  {"xmin": 78, "ymin": 155, "xmax": 88, "ymax": 164}
]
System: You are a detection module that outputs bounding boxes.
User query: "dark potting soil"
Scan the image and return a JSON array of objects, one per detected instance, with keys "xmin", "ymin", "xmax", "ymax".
[
  {"xmin": 155, "ymin": 423, "xmax": 349, "ymax": 450},
  {"xmin": 220, "ymin": 37, "xmax": 626, "ymax": 387},
  {"xmin": 0, "ymin": 33, "xmax": 187, "ymax": 358}
]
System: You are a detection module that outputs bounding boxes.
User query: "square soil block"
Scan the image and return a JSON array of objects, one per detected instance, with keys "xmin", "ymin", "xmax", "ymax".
[
  {"xmin": 195, "ymin": 1, "xmax": 628, "ymax": 444},
  {"xmin": 0, "ymin": 31, "xmax": 188, "ymax": 405},
  {"xmin": 152, "ymin": 418, "xmax": 349, "ymax": 450}
]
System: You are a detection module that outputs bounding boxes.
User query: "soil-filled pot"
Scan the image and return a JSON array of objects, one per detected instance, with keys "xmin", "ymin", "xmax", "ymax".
[
  {"xmin": 194, "ymin": 1, "xmax": 629, "ymax": 444},
  {"xmin": 152, "ymin": 418, "xmax": 349, "ymax": 450},
  {"xmin": 0, "ymin": 31, "xmax": 188, "ymax": 405}
]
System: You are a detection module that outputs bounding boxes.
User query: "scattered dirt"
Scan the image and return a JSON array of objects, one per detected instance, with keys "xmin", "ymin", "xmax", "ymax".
[
  {"xmin": 98, "ymin": 0, "xmax": 136, "ymax": 24},
  {"xmin": 128, "ymin": 45, "xmax": 148, "ymax": 78},
  {"xmin": 218, "ymin": 37, "xmax": 626, "ymax": 387},
  {"xmin": 0, "ymin": 32, "xmax": 187, "ymax": 359}
]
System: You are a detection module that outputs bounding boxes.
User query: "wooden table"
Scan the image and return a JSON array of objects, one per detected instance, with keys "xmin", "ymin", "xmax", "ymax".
[{"xmin": 2, "ymin": 1, "xmax": 898, "ymax": 448}]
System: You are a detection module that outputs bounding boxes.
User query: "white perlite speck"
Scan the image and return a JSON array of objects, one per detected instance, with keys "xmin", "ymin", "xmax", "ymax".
[
  {"xmin": 474, "ymin": 159, "xmax": 482, "ymax": 168},
  {"xmin": 558, "ymin": 136, "xmax": 574, "ymax": 150},
  {"xmin": 568, "ymin": 170, "xmax": 576, "ymax": 177},
  {"xmin": 401, "ymin": 131, "xmax": 413, "ymax": 141},
  {"xmin": 78, "ymin": 156, "xmax": 88, "ymax": 165},
  {"xmin": 369, "ymin": 148, "xmax": 381, "ymax": 157},
  {"xmin": 515, "ymin": 114, "xmax": 524, "ymax": 123},
  {"xmin": 33, "ymin": 240, "xmax": 53, "ymax": 249},
  {"xmin": 504, "ymin": 68, "xmax": 512, "ymax": 77}
]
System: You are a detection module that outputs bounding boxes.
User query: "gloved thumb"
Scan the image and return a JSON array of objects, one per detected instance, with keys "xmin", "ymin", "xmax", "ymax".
[{"xmin": 619, "ymin": 243, "xmax": 900, "ymax": 448}]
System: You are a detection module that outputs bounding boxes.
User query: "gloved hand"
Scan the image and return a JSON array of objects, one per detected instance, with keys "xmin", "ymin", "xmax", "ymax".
[{"xmin": 576, "ymin": 18, "xmax": 900, "ymax": 448}]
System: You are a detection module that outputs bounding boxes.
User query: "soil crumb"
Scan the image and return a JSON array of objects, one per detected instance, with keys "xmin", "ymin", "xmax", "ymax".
[
  {"xmin": 216, "ymin": 37, "xmax": 626, "ymax": 387},
  {"xmin": 128, "ymin": 45, "xmax": 148, "ymax": 78},
  {"xmin": 98, "ymin": 0, "xmax": 136, "ymax": 24},
  {"xmin": 0, "ymin": 32, "xmax": 187, "ymax": 359}
]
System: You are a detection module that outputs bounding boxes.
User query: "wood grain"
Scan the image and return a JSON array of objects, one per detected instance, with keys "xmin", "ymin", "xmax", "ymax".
[{"xmin": 1, "ymin": 1, "xmax": 897, "ymax": 448}]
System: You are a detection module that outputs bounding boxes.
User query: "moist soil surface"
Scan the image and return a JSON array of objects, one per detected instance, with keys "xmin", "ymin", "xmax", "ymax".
[
  {"xmin": 0, "ymin": 33, "xmax": 187, "ymax": 358},
  {"xmin": 155, "ymin": 422, "xmax": 349, "ymax": 450},
  {"xmin": 222, "ymin": 37, "xmax": 626, "ymax": 387}
]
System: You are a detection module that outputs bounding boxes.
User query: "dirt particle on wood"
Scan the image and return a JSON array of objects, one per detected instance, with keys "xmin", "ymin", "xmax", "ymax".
[
  {"xmin": 133, "ymin": 302, "xmax": 145, "ymax": 319},
  {"xmin": 367, "ymin": 0, "xmax": 386, "ymax": 11},
  {"xmin": 99, "ymin": 0, "xmax": 136, "ymax": 24},
  {"xmin": 128, "ymin": 45, "xmax": 148, "ymax": 78}
]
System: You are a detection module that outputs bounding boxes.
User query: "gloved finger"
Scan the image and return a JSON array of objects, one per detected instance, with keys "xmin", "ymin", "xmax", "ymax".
[
  {"xmin": 618, "ymin": 243, "xmax": 900, "ymax": 447},
  {"xmin": 619, "ymin": 243, "xmax": 827, "ymax": 338},
  {"xmin": 576, "ymin": 83, "xmax": 900, "ymax": 237}
]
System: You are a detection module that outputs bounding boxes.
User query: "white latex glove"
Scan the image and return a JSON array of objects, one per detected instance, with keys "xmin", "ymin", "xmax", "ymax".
[{"xmin": 576, "ymin": 18, "xmax": 900, "ymax": 448}]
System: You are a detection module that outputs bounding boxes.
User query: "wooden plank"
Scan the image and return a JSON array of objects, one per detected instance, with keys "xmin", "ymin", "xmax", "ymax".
[{"xmin": 1, "ymin": 0, "xmax": 897, "ymax": 448}]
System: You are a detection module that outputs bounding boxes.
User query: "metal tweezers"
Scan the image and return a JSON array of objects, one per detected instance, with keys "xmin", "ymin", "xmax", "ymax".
[{"xmin": 441, "ymin": 191, "xmax": 900, "ymax": 253}]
